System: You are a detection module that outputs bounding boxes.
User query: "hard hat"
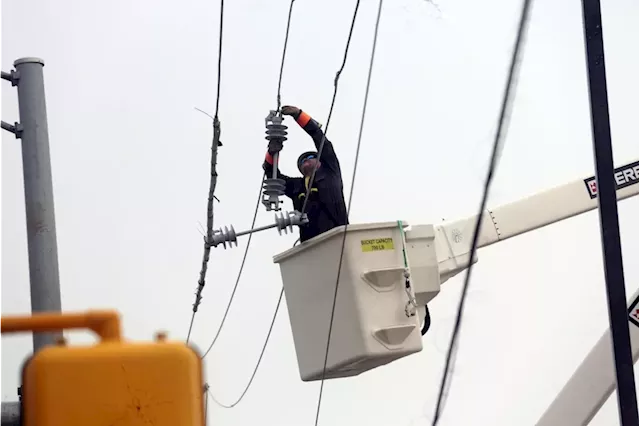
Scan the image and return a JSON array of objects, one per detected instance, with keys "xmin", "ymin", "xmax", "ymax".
[{"xmin": 297, "ymin": 151, "xmax": 317, "ymax": 172}]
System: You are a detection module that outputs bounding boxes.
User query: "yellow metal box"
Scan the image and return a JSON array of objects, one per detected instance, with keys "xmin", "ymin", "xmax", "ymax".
[{"xmin": 3, "ymin": 311, "xmax": 205, "ymax": 426}]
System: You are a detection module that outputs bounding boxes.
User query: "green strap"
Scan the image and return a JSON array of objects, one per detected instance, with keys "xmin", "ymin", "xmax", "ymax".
[{"xmin": 397, "ymin": 220, "xmax": 409, "ymax": 268}]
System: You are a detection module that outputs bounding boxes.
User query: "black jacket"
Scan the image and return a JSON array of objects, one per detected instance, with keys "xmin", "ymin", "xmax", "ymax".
[{"xmin": 263, "ymin": 113, "xmax": 348, "ymax": 243}]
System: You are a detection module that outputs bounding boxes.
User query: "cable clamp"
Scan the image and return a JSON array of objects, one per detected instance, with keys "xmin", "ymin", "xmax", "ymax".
[{"xmin": 403, "ymin": 268, "xmax": 418, "ymax": 317}]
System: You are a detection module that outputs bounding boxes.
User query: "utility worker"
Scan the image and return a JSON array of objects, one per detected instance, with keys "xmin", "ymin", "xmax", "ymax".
[{"xmin": 263, "ymin": 105, "xmax": 348, "ymax": 243}]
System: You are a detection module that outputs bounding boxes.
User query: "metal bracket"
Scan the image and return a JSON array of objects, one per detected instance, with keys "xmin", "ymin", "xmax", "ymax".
[
  {"xmin": 1, "ymin": 121, "xmax": 23, "ymax": 138},
  {"xmin": 1, "ymin": 70, "xmax": 19, "ymax": 86}
]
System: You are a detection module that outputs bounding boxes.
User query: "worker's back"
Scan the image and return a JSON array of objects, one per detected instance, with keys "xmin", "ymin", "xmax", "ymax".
[{"xmin": 288, "ymin": 165, "xmax": 348, "ymax": 242}]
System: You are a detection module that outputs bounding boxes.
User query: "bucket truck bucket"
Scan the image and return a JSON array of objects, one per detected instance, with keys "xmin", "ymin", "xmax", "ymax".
[{"xmin": 273, "ymin": 221, "xmax": 439, "ymax": 381}]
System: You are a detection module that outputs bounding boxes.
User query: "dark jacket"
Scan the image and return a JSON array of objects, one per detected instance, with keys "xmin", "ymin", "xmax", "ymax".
[{"xmin": 263, "ymin": 111, "xmax": 348, "ymax": 243}]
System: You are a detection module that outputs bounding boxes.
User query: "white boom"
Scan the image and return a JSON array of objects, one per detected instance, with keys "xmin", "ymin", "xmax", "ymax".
[
  {"xmin": 536, "ymin": 289, "xmax": 639, "ymax": 426},
  {"xmin": 412, "ymin": 159, "xmax": 639, "ymax": 304}
]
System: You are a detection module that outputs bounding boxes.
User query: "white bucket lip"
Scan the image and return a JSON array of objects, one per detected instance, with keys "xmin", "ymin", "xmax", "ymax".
[{"xmin": 272, "ymin": 220, "xmax": 408, "ymax": 263}]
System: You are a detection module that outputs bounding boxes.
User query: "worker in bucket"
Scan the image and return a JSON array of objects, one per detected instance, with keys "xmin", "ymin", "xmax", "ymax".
[{"xmin": 263, "ymin": 105, "xmax": 348, "ymax": 243}]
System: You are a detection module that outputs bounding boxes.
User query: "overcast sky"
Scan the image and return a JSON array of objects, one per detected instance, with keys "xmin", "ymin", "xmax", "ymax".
[{"xmin": 2, "ymin": 0, "xmax": 638, "ymax": 425}]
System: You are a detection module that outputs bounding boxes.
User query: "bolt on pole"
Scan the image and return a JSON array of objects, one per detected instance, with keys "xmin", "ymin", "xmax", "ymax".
[{"xmin": 12, "ymin": 57, "xmax": 63, "ymax": 352}]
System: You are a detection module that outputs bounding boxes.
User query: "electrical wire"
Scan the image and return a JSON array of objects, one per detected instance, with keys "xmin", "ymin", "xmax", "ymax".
[
  {"xmin": 186, "ymin": 0, "xmax": 226, "ymax": 345},
  {"xmin": 313, "ymin": 0, "xmax": 383, "ymax": 424},
  {"xmin": 197, "ymin": 0, "xmax": 299, "ymax": 398},
  {"xmin": 300, "ymin": 0, "xmax": 362, "ymax": 215},
  {"xmin": 199, "ymin": 0, "xmax": 296, "ymax": 358},
  {"xmin": 208, "ymin": 287, "xmax": 284, "ymax": 408},
  {"xmin": 206, "ymin": 0, "xmax": 363, "ymax": 407},
  {"xmin": 430, "ymin": 0, "xmax": 532, "ymax": 424},
  {"xmin": 277, "ymin": 0, "xmax": 296, "ymax": 113},
  {"xmin": 201, "ymin": 177, "xmax": 264, "ymax": 359}
]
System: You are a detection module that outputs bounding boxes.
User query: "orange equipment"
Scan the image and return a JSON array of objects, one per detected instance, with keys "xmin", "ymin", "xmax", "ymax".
[{"xmin": 1, "ymin": 310, "xmax": 206, "ymax": 426}]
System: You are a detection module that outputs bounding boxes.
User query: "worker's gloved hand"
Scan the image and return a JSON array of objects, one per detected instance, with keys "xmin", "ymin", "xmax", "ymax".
[
  {"xmin": 281, "ymin": 105, "xmax": 301, "ymax": 119},
  {"xmin": 268, "ymin": 139, "xmax": 283, "ymax": 154}
]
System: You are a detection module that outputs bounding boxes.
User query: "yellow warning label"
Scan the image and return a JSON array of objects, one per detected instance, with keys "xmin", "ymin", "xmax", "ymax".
[{"xmin": 360, "ymin": 237, "xmax": 395, "ymax": 252}]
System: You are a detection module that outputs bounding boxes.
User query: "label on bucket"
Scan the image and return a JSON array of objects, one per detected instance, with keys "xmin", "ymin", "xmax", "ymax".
[{"xmin": 361, "ymin": 238, "xmax": 395, "ymax": 252}]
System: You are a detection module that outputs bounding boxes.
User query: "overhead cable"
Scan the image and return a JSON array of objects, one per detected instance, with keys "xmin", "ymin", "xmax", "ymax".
[
  {"xmin": 580, "ymin": 0, "xmax": 638, "ymax": 421},
  {"xmin": 208, "ymin": 287, "xmax": 284, "ymax": 408},
  {"xmin": 197, "ymin": 0, "xmax": 298, "ymax": 404},
  {"xmin": 207, "ymin": 235, "xmax": 302, "ymax": 407},
  {"xmin": 313, "ymin": 0, "xmax": 382, "ymax": 424},
  {"xmin": 201, "ymin": 179, "xmax": 263, "ymax": 359},
  {"xmin": 199, "ymin": 0, "xmax": 296, "ymax": 357},
  {"xmin": 430, "ymin": 0, "xmax": 533, "ymax": 424},
  {"xmin": 300, "ymin": 0, "xmax": 362, "ymax": 215},
  {"xmin": 277, "ymin": 0, "xmax": 297, "ymax": 113},
  {"xmin": 207, "ymin": 0, "xmax": 364, "ymax": 409},
  {"xmin": 186, "ymin": 0, "xmax": 226, "ymax": 344}
]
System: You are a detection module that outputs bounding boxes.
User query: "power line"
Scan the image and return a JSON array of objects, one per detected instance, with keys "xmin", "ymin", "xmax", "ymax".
[
  {"xmin": 314, "ymin": 0, "xmax": 383, "ymax": 424},
  {"xmin": 429, "ymin": 0, "xmax": 533, "ymax": 424},
  {"xmin": 300, "ymin": 0, "xmax": 362, "ymax": 215},
  {"xmin": 197, "ymin": 0, "xmax": 298, "ymax": 402},
  {"xmin": 186, "ymin": 0, "xmax": 225, "ymax": 344},
  {"xmin": 207, "ymin": 0, "xmax": 364, "ymax": 409},
  {"xmin": 580, "ymin": 0, "xmax": 638, "ymax": 421},
  {"xmin": 208, "ymin": 287, "xmax": 284, "ymax": 408},
  {"xmin": 201, "ymin": 178, "xmax": 263, "ymax": 359},
  {"xmin": 207, "ymin": 237, "xmax": 302, "ymax": 408},
  {"xmin": 277, "ymin": 0, "xmax": 296, "ymax": 113},
  {"xmin": 198, "ymin": 0, "xmax": 297, "ymax": 357},
  {"xmin": 214, "ymin": 0, "xmax": 225, "ymax": 119}
]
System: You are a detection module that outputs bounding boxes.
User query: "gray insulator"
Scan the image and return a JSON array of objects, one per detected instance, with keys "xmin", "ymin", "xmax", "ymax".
[
  {"xmin": 265, "ymin": 123, "xmax": 288, "ymax": 142},
  {"xmin": 211, "ymin": 225, "xmax": 238, "ymax": 249},
  {"xmin": 262, "ymin": 178, "xmax": 286, "ymax": 196},
  {"xmin": 275, "ymin": 211, "xmax": 308, "ymax": 235}
]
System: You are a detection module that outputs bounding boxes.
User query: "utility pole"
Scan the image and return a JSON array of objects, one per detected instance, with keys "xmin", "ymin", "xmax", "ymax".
[
  {"xmin": 1, "ymin": 57, "xmax": 62, "ymax": 425},
  {"xmin": 579, "ymin": 1, "xmax": 639, "ymax": 425}
]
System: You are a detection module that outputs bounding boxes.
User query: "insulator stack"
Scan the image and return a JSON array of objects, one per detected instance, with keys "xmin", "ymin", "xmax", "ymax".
[
  {"xmin": 275, "ymin": 211, "xmax": 308, "ymax": 235},
  {"xmin": 263, "ymin": 178, "xmax": 286, "ymax": 198},
  {"xmin": 262, "ymin": 110, "xmax": 288, "ymax": 211},
  {"xmin": 265, "ymin": 120, "xmax": 288, "ymax": 144},
  {"xmin": 210, "ymin": 225, "xmax": 238, "ymax": 249}
]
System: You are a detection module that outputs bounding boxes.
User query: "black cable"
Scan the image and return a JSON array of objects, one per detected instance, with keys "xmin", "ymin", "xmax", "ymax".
[
  {"xmin": 421, "ymin": 305, "xmax": 431, "ymax": 336},
  {"xmin": 314, "ymin": 1, "xmax": 383, "ymax": 424},
  {"xmin": 580, "ymin": 0, "xmax": 638, "ymax": 422},
  {"xmin": 300, "ymin": 0, "xmax": 362, "ymax": 215},
  {"xmin": 198, "ymin": 0, "xmax": 298, "ymax": 394},
  {"xmin": 214, "ymin": 0, "xmax": 225, "ymax": 119},
  {"xmin": 430, "ymin": 0, "xmax": 532, "ymax": 424},
  {"xmin": 207, "ymin": 287, "xmax": 284, "ymax": 408},
  {"xmin": 186, "ymin": 0, "xmax": 226, "ymax": 345},
  {"xmin": 201, "ymin": 176, "xmax": 264, "ymax": 359},
  {"xmin": 200, "ymin": 0, "xmax": 297, "ymax": 362},
  {"xmin": 277, "ymin": 0, "xmax": 296, "ymax": 113}
]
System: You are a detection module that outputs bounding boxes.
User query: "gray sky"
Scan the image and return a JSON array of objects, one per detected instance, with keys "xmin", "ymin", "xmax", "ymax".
[{"xmin": 2, "ymin": 0, "xmax": 638, "ymax": 425}]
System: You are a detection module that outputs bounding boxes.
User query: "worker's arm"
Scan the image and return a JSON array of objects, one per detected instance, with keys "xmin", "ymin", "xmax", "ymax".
[
  {"xmin": 262, "ymin": 151, "xmax": 296, "ymax": 199},
  {"xmin": 284, "ymin": 106, "xmax": 341, "ymax": 175}
]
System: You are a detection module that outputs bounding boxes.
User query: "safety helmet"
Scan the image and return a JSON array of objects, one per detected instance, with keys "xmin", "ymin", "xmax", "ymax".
[{"xmin": 297, "ymin": 151, "xmax": 318, "ymax": 172}]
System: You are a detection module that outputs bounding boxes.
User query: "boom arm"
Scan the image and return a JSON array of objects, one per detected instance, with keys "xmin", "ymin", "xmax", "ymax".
[
  {"xmin": 431, "ymin": 160, "xmax": 638, "ymax": 287},
  {"xmin": 535, "ymin": 289, "xmax": 639, "ymax": 426}
]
